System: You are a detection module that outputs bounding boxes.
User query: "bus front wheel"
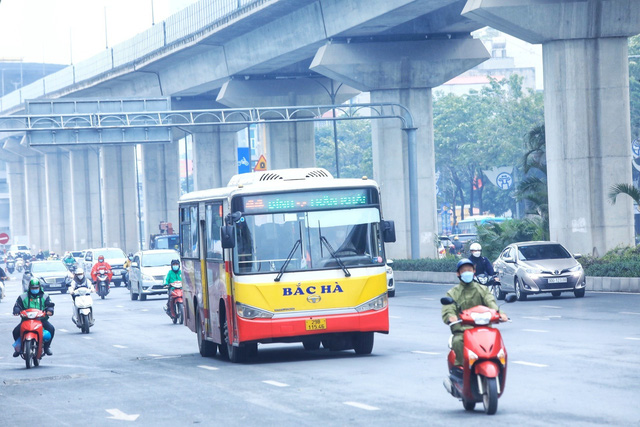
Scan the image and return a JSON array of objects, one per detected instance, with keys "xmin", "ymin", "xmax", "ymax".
[
  {"xmin": 222, "ymin": 314, "xmax": 247, "ymax": 363},
  {"xmin": 353, "ymin": 332, "xmax": 374, "ymax": 355}
]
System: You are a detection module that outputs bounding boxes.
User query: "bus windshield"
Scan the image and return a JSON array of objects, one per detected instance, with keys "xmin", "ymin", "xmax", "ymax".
[{"xmin": 234, "ymin": 207, "xmax": 384, "ymax": 275}]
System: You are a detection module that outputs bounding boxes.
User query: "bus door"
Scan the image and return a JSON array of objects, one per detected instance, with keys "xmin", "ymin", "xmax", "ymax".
[{"xmin": 204, "ymin": 202, "xmax": 225, "ymax": 344}]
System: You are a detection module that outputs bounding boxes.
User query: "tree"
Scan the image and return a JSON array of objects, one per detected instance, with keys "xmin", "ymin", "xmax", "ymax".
[
  {"xmin": 315, "ymin": 119, "xmax": 373, "ymax": 178},
  {"xmin": 630, "ymin": 35, "xmax": 640, "ymax": 142}
]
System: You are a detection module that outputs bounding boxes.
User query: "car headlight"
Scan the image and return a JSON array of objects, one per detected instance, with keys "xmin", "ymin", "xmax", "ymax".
[
  {"xmin": 236, "ymin": 302, "xmax": 273, "ymax": 319},
  {"xmin": 569, "ymin": 265, "xmax": 583, "ymax": 276},
  {"xmin": 355, "ymin": 293, "xmax": 388, "ymax": 312},
  {"xmin": 386, "ymin": 266, "xmax": 393, "ymax": 274},
  {"xmin": 525, "ymin": 268, "xmax": 542, "ymax": 275},
  {"xmin": 142, "ymin": 274, "xmax": 154, "ymax": 281}
]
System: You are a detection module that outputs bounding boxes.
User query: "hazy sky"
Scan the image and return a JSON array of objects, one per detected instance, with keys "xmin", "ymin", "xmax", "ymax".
[{"xmin": 0, "ymin": 0, "xmax": 199, "ymax": 65}]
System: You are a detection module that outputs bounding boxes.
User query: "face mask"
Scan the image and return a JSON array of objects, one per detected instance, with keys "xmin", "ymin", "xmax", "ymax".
[
  {"xmin": 172, "ymin": 266, "xmax": 179, "ymax": 272},
  {"xmin": 29, "ymin": 288, "xmax": 39, "ymax": 295},
  {"xmin": 471, "ymin": 251, "xmax": 481, "ymax": 258},
  {"xmin": 460, "ymin": 271, "xmax": 474, "ymax": 284}
]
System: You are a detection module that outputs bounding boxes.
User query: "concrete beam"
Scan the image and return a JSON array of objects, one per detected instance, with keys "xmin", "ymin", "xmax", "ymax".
[
  {"xmin": 462, "ymin": 0, "xmax": 640, "ymax": 44},
  {"xmin": 310, "ymin": 39, "xmax": 490, "ymax": 91}
]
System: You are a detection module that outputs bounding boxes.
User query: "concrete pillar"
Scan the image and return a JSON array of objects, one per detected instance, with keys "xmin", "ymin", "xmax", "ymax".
[
  {"xmin": 23, "ymin": 155, "xmax": 48, "ymax": 252},
  {"xmin": 100, "ymin": 145, "xmax": 138, "ymax": 252},
  {"xmin": 217, "ymin": 78, "xmax": 359, "ymax": 170},
  {"xmin": 5, "ymin": 157, "xmax": 27, "ymax": 240},
  {"xmin": 44, "ymin": 150, "xmax": 73, "ymax": 254},
  {"xmin": 191, "ymin": 126, "xmax": 243, "ymax": 191},
  {"xmin": 69, "ymin": 148, "xmax": 102, "ymax": 250},
  {"xmin": 462, "ymin": 0, "xmax": 640, "ymax": 256},
  {"xmin": 142, "ymin": 142, "xmax": 180, "ymax": 246},
  {"xmin": 310, "ymin": 39, "xmax": 490, "ymax": 259}
]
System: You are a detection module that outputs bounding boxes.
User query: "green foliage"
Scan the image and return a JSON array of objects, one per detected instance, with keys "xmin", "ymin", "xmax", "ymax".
[
  {"xmin": 579, "ymin": 246, "xmax": 640, "ymax": 277},
  {"xmin": 392, "ymin": 257, "xmax": 459, "ymax": 272},
  {"xmin": 476, "ymin": 218, "xmax": 547, "ymax": 261},
  {"xmin": 608, "ymin": 183, "xmax": 640, "ymax": 206},
  {"xmin": 434, "ymin": 75, "xmax": 544, "ymax": 220},
  {"xmin": 315, "ymin": 119, "xmax": 373, "ymax": 178},
  {"xmin": 630, "ymin": 35, "xmax": 640, "ymax": 141}
]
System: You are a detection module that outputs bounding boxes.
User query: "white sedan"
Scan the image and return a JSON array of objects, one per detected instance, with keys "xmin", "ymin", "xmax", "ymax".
[{"xmin": 386, "ymin": 259, "xmax": 395, "ymax": 297}]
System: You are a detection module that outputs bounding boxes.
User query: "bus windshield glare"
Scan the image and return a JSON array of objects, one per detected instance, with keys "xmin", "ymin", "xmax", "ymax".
[{"xmin": 233, "ymin": 207, "xmax": 384, "ymax": 275}]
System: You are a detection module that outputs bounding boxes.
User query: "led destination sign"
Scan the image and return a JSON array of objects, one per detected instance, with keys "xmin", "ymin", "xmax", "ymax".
[{"xmin": 239, "ymin": 189, "xmax": 375, "ymax": 213}]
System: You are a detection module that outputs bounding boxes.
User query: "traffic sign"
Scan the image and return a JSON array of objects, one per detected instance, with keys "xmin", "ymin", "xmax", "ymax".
[
  {"xmin": 0, "ymin": 233, "xmax": 9, "ymax": 244},
  {"xmin": 254, "ymin": 155, "xmax": 267, "ymax": 171}
]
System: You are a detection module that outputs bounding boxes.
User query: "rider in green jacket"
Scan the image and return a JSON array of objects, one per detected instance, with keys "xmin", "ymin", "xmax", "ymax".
[
  {"xmin": 164, "ymin": 259, "xmax": 182, "ymax": 313},
  {"xmin": 12, "ymin": 279, "xmax": 55, "ymax": 356}
]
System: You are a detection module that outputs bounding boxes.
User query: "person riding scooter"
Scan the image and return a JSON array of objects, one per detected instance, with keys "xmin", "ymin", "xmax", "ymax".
[
  {"xmin": 70, "ymin": 268, "xmax": 94, "ymax": 299},
  {"xmin": 441, "ymin": 259, "xmax": 508, "ymax": 382},
  {"xmin": 163, "ymin": 259, "xmax": 182, "ymax": 313},
  {"xmin": 91, "ymin": 255, "xmax": 113, "ymax": 284},
  {"xmin": 468, "ymin": 243, "xmax": 496, "ymax": 277},
  {"xmin": 12, "ymin": 279, "xmax": 55, "ymax": 356}
]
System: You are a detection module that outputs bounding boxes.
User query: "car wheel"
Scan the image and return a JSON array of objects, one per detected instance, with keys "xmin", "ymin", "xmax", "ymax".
[
  {"xmin": 574, "ymin": 288, "xmax": 586, "ymax": 298},
  {"xmin": 515, "ymin": 278, "xmax": 527, "ymax": 301},
  {"xmin": 353, "ymin": 332, "xmax": 374, "ymax": 355},
  {"xmin": 139, "ymin": 293, "xmax": 147, "ymax": 301},
  {"xmin": 551, "ymin": 291, "xmax": 561, "ymax": 297}
]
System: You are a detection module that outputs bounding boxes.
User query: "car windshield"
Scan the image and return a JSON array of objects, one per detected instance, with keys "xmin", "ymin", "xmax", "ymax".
[
  {"xmin": 96, "ymin": 249, "xmax": 126, "ymax": 259},
  {"xmin": 518, "ymin": 244, "xmax": 572, "ymax": 261},
  {"xmin": 234, "ymin": 207, "xmax": 384, "ymax": 274},
  {"xmin": 31, "ymin": 261, "xmax": 67, "ymax": 274},
  {"xmin": 71, "ymin": 251, "xmax": 83, "ymax": 257},
  {"xmin": 142, "ymin": 252, "xmax": 178, "ymax": 268},
  {"xmin": 17, "ymin": 246, "xmax": 29, "ymax": 251},
  {"xmin": 155, "ymin": 235, "xmax": 179, "ymax": 250}
]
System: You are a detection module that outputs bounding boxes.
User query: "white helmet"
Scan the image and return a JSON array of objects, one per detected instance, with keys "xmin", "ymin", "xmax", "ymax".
[
  {"xmin": 74, "ymin": 268, "xmax": 85, "ymax": 281},
  {"xmin": 470, "ymin": 242, "xmax": 482, "ymax": 252}
]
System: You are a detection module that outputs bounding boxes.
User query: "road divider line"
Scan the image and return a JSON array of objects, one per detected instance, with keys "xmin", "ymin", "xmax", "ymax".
[
  {"xmin": 513, "ymin": 361, "xmax": 548, "ymax": 368},
  {"xmin": 523, "ymin": 329, "xmax": 549, "ymax": 333},
  {"xmin": 522, "ymin": 316, "xmax": 551, "ymax": 321},
  {"xmin": 82, "ymin": 336, "xmax": 93, "ymax": 340},
  {"xmin": 113, "ymin": 345, "xmax": 127, "ymax": 349},
  {"xmin": 198, "ymin": 365, "xmax": 219, "ymax": 371},
  {"xmin": 389, "ymin": 316, "xmax": 401, "ymax": 319},
  {"xmin": 116, "ymin": 305, "xmax": 124, "ymax": 308},
  {"xmin": 421, "ymin": 297, "xmax": 434, "ymax": 301},
  {"xmin": 344, "ymin": 401, "xmax": 380, "ymax": 411},
  {"xmin": 541, "ymin": 305, "xmax": 562, "ymax": 309},
  {"xmin": 263, "ymin": 380, "xmax": 288, "ymax": 387},
  {"xmin": 141, "ymin": 309, "xmax": 149, "ymax": 312},
  {"xmin": 412, "ymin": 351, "xmax": 440, "ymax": 355},
  {"xmin": 58, "ymin": 329, "xmax": 69, "ymax": 333},
  {"xmin": 620, "ymin": 312, "xmax": 640, "ymax": 316},
  {"xmin": 624, "ymin": 337, "xmax": 640, "ymax": 341},
  {"xmin": 148, "ymin": 354, "xmax": 162, "ymax": 357}
]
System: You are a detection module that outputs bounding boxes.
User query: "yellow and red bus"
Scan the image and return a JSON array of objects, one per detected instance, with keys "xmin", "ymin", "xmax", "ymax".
[{"xmin": 178, "ymin": 168, "xmax": 395, "ymax": 362}]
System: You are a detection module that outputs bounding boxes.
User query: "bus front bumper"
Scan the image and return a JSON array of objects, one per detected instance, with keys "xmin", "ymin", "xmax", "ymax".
[{"xmin": 236, "ymin": 306, "xmax": 389, "ymax": 343}]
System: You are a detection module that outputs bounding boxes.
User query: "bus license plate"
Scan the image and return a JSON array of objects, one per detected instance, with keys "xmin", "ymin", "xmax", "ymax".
[
  {"xmin": 548, "ymin": 277, "xmax": 567, "ymax": 284},
  {"xmin": 305, "ymin": 319, "xmax": 326, "ymax": 331}
]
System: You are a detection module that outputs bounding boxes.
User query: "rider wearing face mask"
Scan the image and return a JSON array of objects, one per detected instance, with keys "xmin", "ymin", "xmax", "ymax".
[
  {"xmin": 468, "ymin": 242, "xmax": 495, "ymax": 277},
  {"xmin": 164, "ymin": 259, "xmax": 182, "ymax": 313},
  {"xmin": 441, "ymin": 259, "xmax": 508, "ymax": 371},
  {"xmin": 12, "ymin": 279, "xmax": 55, "ymax": 356}
]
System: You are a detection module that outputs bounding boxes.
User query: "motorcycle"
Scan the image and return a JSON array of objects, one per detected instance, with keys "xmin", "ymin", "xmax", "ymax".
[
  {"xmin": 72, "ymin": 286, "xmax": 94, "ymax": 333},
  {"xmin": 476, "ymin": 273, "xmax": 505, "ymax": 301},
  {"xmin": 441, "ymin": 294, "xmax": 516, "ymax": 415},
  {"xmin": 16, "ymin": 258, "xmax": 24, "ymax": 273},
  {"xmin": 0, "ymin": 280, "xmax": 5, "ymax": 302},
  {"xmin": 6, "ymin": 260, "xmax": 15, "ymax": 274},
  {"xmin": 95, "ymin": 268, "xmax": 111, "ymax": 299},
  {"xmin": 13, "ymin": 308, "xmax": 52, "ymax": 369},
  {"xmin": 166, "ymin": 281, "xmax": 184, "ymax": 324}
]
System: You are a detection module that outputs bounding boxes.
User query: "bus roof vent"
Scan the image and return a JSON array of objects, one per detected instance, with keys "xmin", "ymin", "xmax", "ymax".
[{"xmin": 227, "ymin": 168, "xmax": 334, "ymax": 186}]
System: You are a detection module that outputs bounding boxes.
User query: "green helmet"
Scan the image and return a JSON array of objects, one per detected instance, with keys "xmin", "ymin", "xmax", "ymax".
[{"xmin": 29, "ymin": 278, "xmax": 41, "ymax": 289}]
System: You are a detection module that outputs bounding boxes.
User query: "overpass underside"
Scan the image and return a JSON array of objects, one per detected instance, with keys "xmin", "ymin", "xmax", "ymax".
[{"xmin": 0, "ymin": 0, "xmax": 638, "ymax": 258}]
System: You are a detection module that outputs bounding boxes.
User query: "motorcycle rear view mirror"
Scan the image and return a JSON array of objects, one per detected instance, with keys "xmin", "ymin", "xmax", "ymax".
[
  {"xmin": 220, "ymin": 225, "xmax": 235, "ymax": 249},
  {"xmin": 440, "ymin": 297, "xmax": 455, "ymax": 305}
]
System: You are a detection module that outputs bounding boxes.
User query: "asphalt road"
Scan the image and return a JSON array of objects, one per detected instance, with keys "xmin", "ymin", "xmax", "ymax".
[{"xmin": 0, "ymin": 276, "xmax": 638, "ymax": 426}]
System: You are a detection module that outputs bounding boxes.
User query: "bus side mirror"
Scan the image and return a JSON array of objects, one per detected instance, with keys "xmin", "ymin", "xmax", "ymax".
[
  {"xmin": 382, "ymin": 220, "xmax": 396, "ymax": 243},
  {"xmin": 221, "ymin": 226, "xmax": 236, "ymax": 249}
]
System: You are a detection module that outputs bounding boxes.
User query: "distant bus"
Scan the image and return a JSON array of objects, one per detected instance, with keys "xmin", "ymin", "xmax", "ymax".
[
  {"xmin": 454, "ymin": 215, "xmax": 507, "ymax": 235},
  {"xmin": 178, "ymin": 168, "xmax": 395, "ymax": 362}
]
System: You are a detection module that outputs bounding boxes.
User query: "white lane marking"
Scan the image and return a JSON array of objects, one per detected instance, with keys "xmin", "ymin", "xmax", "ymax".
[
  {"xmin": 624, "ymin": 337, "xmax": 640, "ymax": 341},
  {"xmin": 58, "ymin": 328, "xmax": 69, "ymax": 333},
  {"xmin": 421, "ymin": 297, "xmax": 434, "ymax": 301},
  {"xmin": 412, "ymin": 351, "xmax": 440, "ymax": 355},
  {"xmin": 263, "ymin": 380, "xmax": 288, "ymax": 387},
  {"xmin": 198, "ymin": 365, "xmax": 219, "ymax": 371},
  {"xmin": 344, "ymin": 401, "xmax": 380, "ymax": 411},
  {"xmin": 113, "ymin": 345, "xmax": 128, "ymax": 349},
  {"xmin": 105, "ymin": 409, "xmax": 139, "ymax": 421},
  {"xmin": 116, "ymin": 305, "xmax": 124, "ymax": 308},
  {"xmin": 523, "ymin": 329, "xmax": 549, "ymax": 333},
  {"xmin": 620, "ymin": 312, "xmax": 640, "ymax": 316},
  {"xmin": 522, "ymin": 316, "xmax": 550, "ymax": 321},
  {"xmin": 82, "ymin": 336, "xmax": 93, "ymax": 340},
  {"xmin": 141, "ymin": 309, "xmax": 149, "ymax": 312},
  {"xmin": 541, "ymin": 305, "xmax": 562, "ymax": 309},
  {"xmin": 513, "ymin": 361, "xmax": 548, "ymax": 368},
  {"xmin": 389, "ymin": 315, "xmax": 401, "ymax": 319},
  {"xmin": 547, "ymin": 315, "xmax": 562, "ymax": 318},
  {"xmin": 148, "ymin": 354, "xmax": 162, "ymax": 357}
]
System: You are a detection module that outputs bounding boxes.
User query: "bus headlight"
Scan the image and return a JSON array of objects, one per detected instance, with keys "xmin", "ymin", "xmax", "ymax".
[
  {"xmin": 355, "ymin": 293, "xmax": 388, "ymax": 312},
  {"xmin": 236, "ymin": 302, "xmax": 273, "ymax": 319}
]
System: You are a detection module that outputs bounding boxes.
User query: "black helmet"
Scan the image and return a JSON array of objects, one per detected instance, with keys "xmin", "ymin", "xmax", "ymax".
[
  {"xmin": 456, "ymin": 258, "xmax": 475, "ymax": 272},
  {"xmin": 171, "ymin": 259, "xmax": 180, "ymax": 266}
]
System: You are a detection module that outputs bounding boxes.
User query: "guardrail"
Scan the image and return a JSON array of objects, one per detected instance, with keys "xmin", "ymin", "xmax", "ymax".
[{"xmin": 0, "ymin": 0, "xmax": 267, "ymax": 114}]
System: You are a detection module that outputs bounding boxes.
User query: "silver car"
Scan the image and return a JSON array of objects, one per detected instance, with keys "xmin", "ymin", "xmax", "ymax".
[
  {"xmin": 129, "ymin": 250, "xmax": 179, "ymax": 301},
  {"xmin": 493, "ymin": 241, "xmax": 586, "ymax": 300}
]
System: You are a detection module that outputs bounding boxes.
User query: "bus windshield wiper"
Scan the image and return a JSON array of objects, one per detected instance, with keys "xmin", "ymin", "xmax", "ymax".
[
  {"xmin": 320, "ymin": 236, "xmax": 351, "ymax": 277},
  {"xmin": 274, "ymin": 239, "xmax": 301, "ymax": 282}
]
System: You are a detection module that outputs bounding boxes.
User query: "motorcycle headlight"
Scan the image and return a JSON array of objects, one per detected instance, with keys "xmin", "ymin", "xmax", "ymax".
[
  {"xmin": 467, "ymin": 349, "xmax": 479, "ymax": 367},
  {"xmin": 497, "ymin": 348, "xmax": 506, "ymax": 366},
  {"xmin": 355, "ymin": 293, "xmax": 388, "ymax": 312},
  {"xmin": 236, "ymin": 302, "xmax": 273, "ymax": 319},
  {"xmin": 470, "ymin": 312, "xmax": 492, "ymax": 325}
]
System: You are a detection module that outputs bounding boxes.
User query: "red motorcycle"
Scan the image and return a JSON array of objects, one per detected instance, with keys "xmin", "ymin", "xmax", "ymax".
[
  {"xmin": 166, "ymin": 281, "xmax": 184, "ymax": 324},
  {"xmin": 15, "ymin": 309, "xmax": 51, "ymax": 369},
  {"xmin": 441, "ymin": 294, "xmax": 516, "ymax": 415}
]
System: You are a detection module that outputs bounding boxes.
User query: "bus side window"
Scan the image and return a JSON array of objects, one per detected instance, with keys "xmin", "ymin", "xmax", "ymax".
[{"xmin": 205, "ymin": 203, "xmax": 223, "ymax": 261}]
